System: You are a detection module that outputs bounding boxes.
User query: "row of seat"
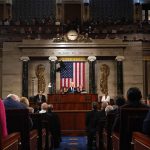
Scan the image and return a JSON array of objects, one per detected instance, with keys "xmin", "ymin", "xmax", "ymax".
[
  {"xmin": 98, "ymin": 108, "xmax": 150, "ymax": 150},
  {"xmin": 0, "ymin": 109, "xmax": 52, "ymax": 150}
]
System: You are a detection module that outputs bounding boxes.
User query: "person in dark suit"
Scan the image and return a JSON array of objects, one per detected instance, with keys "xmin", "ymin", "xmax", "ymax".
[
  {"xmin": 86, "ymin": 102, "xmax": 100, "ymax": 150},
  {"xmin": 34, "ymin": 91, "xmax": 46, "ymax": 112},
  {"xmin": 112, "ymin": 87, "xmax": 149, "ymax": 132},
  {"xmin": 34, "ymin": 91, "xmax": 46, "ymax": 104},
  {"xmin": 3, "ymin": 94, "xmax": 27, "ymax": 109},
  {"xmin": 43, "ymin": 104, "xmax": 61, "ymax": 148},
  {"xmin": 143, "ymin": 109, "xmax": 150, "ymax": 135},
  {"xmin": 3, "ymin": 94, "xmax": 33, "ymax": 129},
  {"xmin": 67, "ymin": 82, "xmax": 77, "ymax": 93},
  {"xmin": 122, "ymin": 87, "xmax": 149, "ymax": 108}
]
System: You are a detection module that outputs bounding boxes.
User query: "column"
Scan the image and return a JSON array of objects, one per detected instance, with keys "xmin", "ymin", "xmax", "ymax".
[
  {"xmin": 116, "ymin": 56, "xmax": 125, "ymax": 96},
  {"xmin": 56, "ymin": 0, "xmax": 63, "ymax": 23},
  {"xmin": 49, "ymin": 56, "xmax": 57, "ymax": 94},
  {"xmin": 83, "ymin": 0, "xmax": 90, "ymax": 23},
  {"xmin": 88, "ymin": 56, "xmax": 96, "ymax": 94},
  {"xmin": 20, "ymin": 56, "xmax": 30, "ymax": 97}
]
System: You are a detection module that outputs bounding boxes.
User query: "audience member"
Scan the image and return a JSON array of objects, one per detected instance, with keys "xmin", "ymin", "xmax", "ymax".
[
  {"xmin": 97, "ymin": 102, "xmax": 107, "ymax": 149},
  {"xmin": 143, "ymin": 110, "xmax": 150, "ymax": 135},
  {"xmin": 123, "ymin": 87, "xmax": 149, "ymax": 108},
  {"xmin": 39, "ymin": 102, "xmax": 48, "ymax": 113},
  {"xmin": 86, "ymin": 102, "xmax": 99, "ymax": 150},
  {"xmin": 20, "ymin": 97, "xmax": 34, "ymax": 113},
  {"xmin": 0, "ymin": 99, "xmax": 8, "ymax": 138},
  {"xmin": 112, "ymin": 87, "xmax": 149, "ymax": 132},
  {"xmin": 105, "ymin": 105, "xmax": 114, "ymax": 115},
  {"xmin": 43, "ymin": 104, "xmax": 61, "ymax": 148},
  {"xmin": 3, "ymin": 94, "xmax": 26, "ymax": 109},
  {"xmin": 110, "ymin": 96, "xmax": 126, "ymax": 114},
  {"xmin": 3, "ymin": 94, "xmax": 33, "ymax": 129},
  {"xmin": 108, "ymin": 96, "xmax": 126, "ymax": 133}
]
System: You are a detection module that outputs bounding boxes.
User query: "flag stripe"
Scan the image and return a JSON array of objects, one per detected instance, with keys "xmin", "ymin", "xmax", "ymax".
[{"xmin": 60, "ymin": 62, "xmax": 85, "ymax": 89}]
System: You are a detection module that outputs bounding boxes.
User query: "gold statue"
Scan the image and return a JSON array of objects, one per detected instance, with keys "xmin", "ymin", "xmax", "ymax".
[
  {"xmin": 35, "ymin": 64, "xmax": 46, "ymax": 93},
  {"xmin": 100, "ymin": 64, "xmax": 110, "ymax": 94}
]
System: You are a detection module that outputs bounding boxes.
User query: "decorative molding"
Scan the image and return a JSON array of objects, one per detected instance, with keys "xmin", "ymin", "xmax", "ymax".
[
  {"xmin": 20, "ymin": 56, "xmax": 30, "ymax": 61},
  {"xmin": 53, "ymin": 31, "xmax": 92, "ymax": 43},
  {"xmin": 115, "ymin": 56, "xmax": 125, "ymax": 61},
  {"xmin": 48, "ymin": 56, "xmax": 58, "ymax": 61},
  {"xmin": 58, "ymin": 57, "xmax": 87, "ymax": 61},
  {"xmin": 88, "ymin": 56, "xmax": 96, "ymax": 61}
]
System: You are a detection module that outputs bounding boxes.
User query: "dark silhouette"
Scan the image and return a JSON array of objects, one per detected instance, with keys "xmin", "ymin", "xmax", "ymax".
[{"xmin": 86, "ymin": 102, "xmax": 100, "ymax": 149}]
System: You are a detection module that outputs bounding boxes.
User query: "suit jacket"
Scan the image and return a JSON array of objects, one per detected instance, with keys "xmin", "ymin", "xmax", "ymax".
[
  {"xmin": 3, "ymin": 97, "xmax": 27, "ymax": 109},
  {"xmin": 43, "ymin": 110, "xmax": 61, "ymax": 147},
  {"xmin": 67, "ymin": 87, "xmax": 77, "ymax": 93},
  {"xmin": 34, "ymin": 94, "xmax": 46, "ymax": 103},
  {"xmin": 143, "ymin": 109, "xmax": 150, "ymax": 135},
  {"xmin": 112, "ymin": 102, "xmax": 150, "ymax": 132},
  {"xmin": 86, "ymin": 110, "xmax": 100, "ymax": 134}
]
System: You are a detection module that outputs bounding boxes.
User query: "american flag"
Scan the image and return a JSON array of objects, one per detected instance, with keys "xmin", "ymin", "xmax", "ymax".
[{"xmin": 60, "ymin": 62, "xmax": 85, "ymax": 88}]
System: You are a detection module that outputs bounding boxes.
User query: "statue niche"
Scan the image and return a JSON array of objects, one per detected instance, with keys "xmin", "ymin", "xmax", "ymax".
[
  {"xmin": 100, "ymin": 64, "xmax": 110, "ymax": 94},
  {"xmin": 35, "ymin": 64, "xmax": 46, "ymax": 93}
]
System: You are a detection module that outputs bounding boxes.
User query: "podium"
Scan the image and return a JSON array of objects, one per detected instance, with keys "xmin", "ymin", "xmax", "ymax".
[{"xmin": 47, "ymin": 94, "xmax": 98, "ymax": 135}]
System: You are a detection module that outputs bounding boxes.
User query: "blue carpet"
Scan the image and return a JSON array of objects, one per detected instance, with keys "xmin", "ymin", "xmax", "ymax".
[{"xmin": 54, "ymin": 136, "xmax": 87, "ymax": 150}]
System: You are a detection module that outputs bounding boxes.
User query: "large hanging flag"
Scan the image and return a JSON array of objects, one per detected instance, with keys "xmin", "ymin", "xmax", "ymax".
[{"xmin": 60, "ymin": 62, "xmax": 85, "ymax": 88}]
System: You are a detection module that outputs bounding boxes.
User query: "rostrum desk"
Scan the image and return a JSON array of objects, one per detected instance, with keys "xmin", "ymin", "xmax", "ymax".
[{"xmin": 47, "ymin": 94, "xmax": 98, "ymax": 135}]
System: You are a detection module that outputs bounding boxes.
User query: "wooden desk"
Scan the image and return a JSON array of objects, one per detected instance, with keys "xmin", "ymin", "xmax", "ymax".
[
  {"xmin": 47, "ymin": 94, "xmax": 98, "ymax": 135},
  {"xmin": 47, "ymin": 94, "xmax": 98, "ymax": 110}
]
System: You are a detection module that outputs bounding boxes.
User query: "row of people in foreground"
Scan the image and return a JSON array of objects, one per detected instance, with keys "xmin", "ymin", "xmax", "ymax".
[
  {"xmin": 0, "ymin": 93, "xmax": 61, "ymax": 148},
  {"xmin": 86, "ymin": 87, "xmax": 150, "ymax": 150}
]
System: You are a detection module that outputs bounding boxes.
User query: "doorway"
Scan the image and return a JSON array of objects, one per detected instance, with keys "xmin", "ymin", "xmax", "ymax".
[{"xmin": 64, "ymin": 3, "xmax": 81, "ymax": 24}]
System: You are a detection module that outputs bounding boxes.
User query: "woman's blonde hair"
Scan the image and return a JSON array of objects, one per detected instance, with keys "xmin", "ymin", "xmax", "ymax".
[{"xmin": 20, "ymin": 97, "xmax": 29, "ymax": 107}]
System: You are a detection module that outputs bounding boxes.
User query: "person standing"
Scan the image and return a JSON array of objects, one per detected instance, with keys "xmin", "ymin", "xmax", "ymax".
[
  {"xmin": 101, "ymin": 92, "xmax": 110, "ymax": 103},
  {"xmin": 86, "ymin": 102, "xmax": 100, "ymax": 150},
  {"xmin": 67, "ymin": 82, "xmax": 77, "ymax": 93},
  {"xmin": 34, "ymin": 91, "xmax": 46, "ymax": 104}
]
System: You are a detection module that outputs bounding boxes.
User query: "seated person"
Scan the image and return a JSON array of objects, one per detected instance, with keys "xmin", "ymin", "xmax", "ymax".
[
  {"xmin": 39, "ymin": 102, "xmax": 48, "ymax": 114},
  {"xmin": 60, "ymin": 87, "xmax": 68, "ymax": 94},
  {"xmin": 3, "ymin": 94, "xmax": 33, "ymax": 129},
  {"xmin": 77, "ymin": 84, "xmax": 86, "ymax": 93},
  {"xmin": 3, "ymin": 94, "xmax": 27, "ymax": 109},
  {"xmin": 112, "ymin": 87, "xmax": 149, "ymax": 132},
  {"xmin": 20, "ymin": 97, "xmax": 34, "ymax": 113},
  {"xmin": 67, "ymin": 82, "xmax": 77, "ymax": 93}
]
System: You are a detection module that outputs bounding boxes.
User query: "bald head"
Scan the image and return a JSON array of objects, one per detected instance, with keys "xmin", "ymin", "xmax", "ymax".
[{"xmin": 7, "ymin": 94, "xmax": 20, "ymax": 102}]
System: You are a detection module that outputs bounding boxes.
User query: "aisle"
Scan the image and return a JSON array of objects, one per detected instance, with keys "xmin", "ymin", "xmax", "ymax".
[{"xmin": 55, "ymin": 136, "xmax": 87, "ymax": 150}]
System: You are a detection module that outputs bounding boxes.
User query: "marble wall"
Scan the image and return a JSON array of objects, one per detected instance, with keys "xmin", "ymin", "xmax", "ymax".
[{"xmin": 1, "ymin": 39, "xmax": 144, "ymax": 100}]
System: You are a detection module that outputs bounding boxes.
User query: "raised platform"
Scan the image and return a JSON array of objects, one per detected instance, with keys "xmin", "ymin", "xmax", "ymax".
[{"xmin": 48, "ymin": 94, "xmax": 98, "ymax": 135}]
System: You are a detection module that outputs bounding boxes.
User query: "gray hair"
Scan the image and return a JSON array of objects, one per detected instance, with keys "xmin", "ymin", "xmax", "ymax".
[{"xmin": 7, "ymin": 94, "xmax": 20, "ymax": 102}]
